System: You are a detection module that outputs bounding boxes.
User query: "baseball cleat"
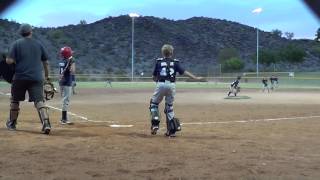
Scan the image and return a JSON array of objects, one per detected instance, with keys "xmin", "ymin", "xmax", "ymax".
[
  {"xmin": 6, "ymin": 119, "xmax": 17, "ymax": 131},
  {"xmin": 151, "ymin": 125, "xmax": 159, "ymax": 135},
  {"xmin": 165, "ymin": 131, "xmax": 176, "ymax": 138},
  {"xmin": 42, "ymin": 119, "xmax": 51, "ymax": 135},
  {"xmin": 60, "ymin": 119, "xmax": 73, "ymax": 125}
]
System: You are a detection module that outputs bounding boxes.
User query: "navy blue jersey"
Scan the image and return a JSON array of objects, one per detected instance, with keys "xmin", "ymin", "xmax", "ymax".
[
  {"xmin": 152, "ymin": 58, "xmax": 185, "ymax": 82},
  {"xmin": 231, "ymin": 80, "xmax": 240, "ymax": 88},
  {"xmin": 59, "ymin": 59, "xmax": 73, "ymax": 86},
  {"xmin": 270, "ymin": 77, "xmax": 278, "ymax": 84},
  {"xmin": 71, "ymin": 74, "xmax": 76, "ymax": 81}
]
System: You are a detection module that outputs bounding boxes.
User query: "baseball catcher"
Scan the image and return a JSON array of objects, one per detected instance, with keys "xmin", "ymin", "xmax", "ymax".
[
  {"xmin": 227, "ymin": 76, "xmax": 241, "ymax": 96},
  {"xmin": 149, "ymin": 44, "xmax": 202, "ymax": 137}
]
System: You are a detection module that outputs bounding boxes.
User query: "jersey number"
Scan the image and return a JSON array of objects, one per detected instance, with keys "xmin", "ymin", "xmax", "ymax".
[{"xmin": 160, "ymin": 67, "xmax": 174, "ymax": 76}]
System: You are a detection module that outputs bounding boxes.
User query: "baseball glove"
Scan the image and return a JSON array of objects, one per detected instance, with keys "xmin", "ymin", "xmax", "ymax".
[
  {"xmin": 0, "ymin": 53, "xmax": 15, "ymax": 83},
  {"xmin": 44, "ymin": 80, "xmax": 57, "ymax": 101}
]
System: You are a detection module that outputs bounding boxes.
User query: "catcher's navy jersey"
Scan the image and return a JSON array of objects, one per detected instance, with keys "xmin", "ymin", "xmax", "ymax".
[
  {"xmin": 152, "ymin": 58, "xmax": 185, "ymax": 82},
  {"xmin": 59, "ymin": 59, "xmax": 72, "ymax": 86}
]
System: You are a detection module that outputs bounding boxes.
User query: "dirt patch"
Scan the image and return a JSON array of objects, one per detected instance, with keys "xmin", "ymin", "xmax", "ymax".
[{"xmin": 0, "ymin": 88, "xmax": 320, "ymax": 179}]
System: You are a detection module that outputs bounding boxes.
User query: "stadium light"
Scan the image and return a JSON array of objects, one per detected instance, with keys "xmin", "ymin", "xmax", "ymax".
[
  {"xmin": 129, "ymin": 13, "xmax": 140, "ymax": 81},
  {"xmin": 252, "ymin": 8, "xmax": 263, "ymax": 77}
]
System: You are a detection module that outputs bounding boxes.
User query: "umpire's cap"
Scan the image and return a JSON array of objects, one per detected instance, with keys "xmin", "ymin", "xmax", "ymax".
[{"xmin": 18, "ymin": 23, "xmax": 32, "ymax": 36}]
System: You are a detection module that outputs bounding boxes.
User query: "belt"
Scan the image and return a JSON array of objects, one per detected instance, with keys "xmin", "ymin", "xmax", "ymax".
[{"xmin": 158, "ymin": 80, "xmax": 175, "ymax": 83}]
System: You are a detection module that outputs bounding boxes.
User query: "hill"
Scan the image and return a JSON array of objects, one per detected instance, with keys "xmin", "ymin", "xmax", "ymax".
[{"xmin": 0, "ymin": 16, "xmax": 319, "ymax": 76}]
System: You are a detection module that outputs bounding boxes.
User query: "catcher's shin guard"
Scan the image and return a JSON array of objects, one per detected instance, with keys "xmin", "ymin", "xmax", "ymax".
[
  {"xmin": 165, "ymin": 118, "xmax": 181, "ymax": 137},
  {"xmin": 6, "ymin": 101, "xmax": 20, "ymax": 130},
  {"xmin": 164, "ymin": 103, "xmax": 181, "ymax": 136},
  {"xmin": 34, "ymin": 101, "xmax": 51, "ymax": 134},
  {"xmin": 149, "ymin": 100, "xmax": 160, "ymax": 134}
]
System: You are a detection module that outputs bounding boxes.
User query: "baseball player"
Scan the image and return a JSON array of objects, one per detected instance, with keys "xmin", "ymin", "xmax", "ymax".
[
  {"xmin": 227, "ymin": 76, "xmax": 241, "ymax": 96},
  {"xmin": 270, "ymin": 75, "xmax": 279, "ymax": 91},
  {"xmin": 149, "ymin": 44, "xmax": 202, "ymax": 137},
  {"xmin": 5, "ymin": 23, "xmax": 52, "ymax": 134},
  {"xmin": 262, "ymin": 77, "xmax": 270, "ymax": 93},
  {"xmin": 59, "ymin": 46, "xmax": 75, "ymax": 125}
]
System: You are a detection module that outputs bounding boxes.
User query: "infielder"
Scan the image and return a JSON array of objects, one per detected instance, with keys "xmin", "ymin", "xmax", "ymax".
[
  {"xmin": 149, "ymin": 44, "xmax": 202, "ymax": 137},
  {"xmin": 270, "ymin": 75, "xmax": 279, "ymax": 91},
  {"xmin": 59, "ymin": 46, "xmax": 75, "ymax": 125},
  {"xmin": 262, "ymin": 77, "xmax": 270, "ymax": 93},
  {"xmin": 227, "ymin": 76, "xmax": 241, "ymax": 96}
]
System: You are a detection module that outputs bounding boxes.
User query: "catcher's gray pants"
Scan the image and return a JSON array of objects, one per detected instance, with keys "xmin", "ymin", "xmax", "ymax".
[
  {"xmin": 151, "ymin": 81, "xmax": 176, "ymax": 120},
  {"xmin": 61, "ymin": 86, "xmax": 72, "ymax": 111}
]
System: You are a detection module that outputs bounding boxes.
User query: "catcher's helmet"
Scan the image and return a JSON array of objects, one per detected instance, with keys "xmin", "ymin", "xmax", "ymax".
[{"xmin": 60, "ymin": 46, "xmax": 73, "ymax": 59}]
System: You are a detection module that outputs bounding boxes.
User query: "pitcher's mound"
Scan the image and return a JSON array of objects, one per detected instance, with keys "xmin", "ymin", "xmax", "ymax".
[{"xmin": 224, "ymin": 96, "xmax": 251, "ymax": 100}]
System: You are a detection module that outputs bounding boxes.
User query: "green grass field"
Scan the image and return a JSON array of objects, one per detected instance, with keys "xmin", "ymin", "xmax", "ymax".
[
  {"xmin": 1, "ymin": 71, "xmax": 320, "ymax": 90},
  {"xmin": 1, "ymin": 80, "xmax": 320, "ymax": 90}
]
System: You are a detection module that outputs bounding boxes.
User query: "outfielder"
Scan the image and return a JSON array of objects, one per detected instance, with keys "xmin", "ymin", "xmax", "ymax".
[
  {"xmin": 227, "ymin": 76, "xmax": 241, "ymax": 96},
  {"xmin": 5, "ymin": 24, "xmax": 52, "ymax": 134},
  {"xmin": 149, "ymin": 44, "xmax": 202, "ymax": 137},
  {"xmin": 59, "ymin": 46, "xmax": 75, "ymax": 125}
]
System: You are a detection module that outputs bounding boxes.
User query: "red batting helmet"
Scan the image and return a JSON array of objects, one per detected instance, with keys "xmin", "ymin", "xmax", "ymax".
[{"xmin": 60, "ymin": 46, "xmax": 73, "ymax": 59}]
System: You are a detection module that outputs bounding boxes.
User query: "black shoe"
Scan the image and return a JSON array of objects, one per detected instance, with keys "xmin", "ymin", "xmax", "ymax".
[
  {"xmin": 42, "ymin": 119, "xmax": 51, "ymax": 135},
  {"xmin": 60, "ymin": 119, "xmax": 73, "ymax": 125},
  {"xmin": 6, "ymin": 119, "xmax": 17, "ymax": 131},
  {"xmin": 165, "ymin": 131, "xmax": 176, "ymax": 138},
  {"xmin": 151, "ymin": 125, "xmax": 159, "ymax": 135}
]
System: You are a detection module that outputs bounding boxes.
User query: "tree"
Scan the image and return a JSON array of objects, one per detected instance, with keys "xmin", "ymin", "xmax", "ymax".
[
  {"xmin": 260, "ymin": 50, "xmax": 279, "ymax": 66},
  {"xmin": 217, "ymin": 48, "xmax": 239, "ymax": 64},
  {"xmin": 315, "ymin": 28, "xmax": 320, "ymax": 42},
  {"xmin": 284, "ymin": 32, "xmax": 294, "ymax": 40},
  {"xmin": 280, "ymin": 45, "xmax": 306, "ymax": 63},
  {"xmin": 271, "ymin": 29, "xmax": 282, "ymax": 38},
  {"xmin": 79, "ymin": 20, "xmax": 87, "ymax": 25},
  {"xmin": 222, "ymin": 57, "xmax": 245, "ymax": 72}
]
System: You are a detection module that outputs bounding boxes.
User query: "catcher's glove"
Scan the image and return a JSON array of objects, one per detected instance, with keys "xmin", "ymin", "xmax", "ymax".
[
  {"xmin": 0, "ymin": 54, "xmax": 15, "ymax": 84},
  {"xmin": 44, "ymin": 80, "xmax": 57, "ymax": 101}
]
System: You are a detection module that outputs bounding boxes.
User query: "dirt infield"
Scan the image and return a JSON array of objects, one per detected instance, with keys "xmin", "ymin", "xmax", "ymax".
[{"xmin": 0, "ymin": 87, "xmax": 320, "ymax": 180}]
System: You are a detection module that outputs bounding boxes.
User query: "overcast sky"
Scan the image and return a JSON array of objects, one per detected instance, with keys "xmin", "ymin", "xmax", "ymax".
[{"xmin": 1, "ymin": 0, "xmax": 319, "ymax": 39}]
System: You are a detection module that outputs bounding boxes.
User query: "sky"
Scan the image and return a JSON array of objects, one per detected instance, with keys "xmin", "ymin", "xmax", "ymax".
[{"xmin": 1, "ymin": 0, "xmax": 319, "ymax": 39}]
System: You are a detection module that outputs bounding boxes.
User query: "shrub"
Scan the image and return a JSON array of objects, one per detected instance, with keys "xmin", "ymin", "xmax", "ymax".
[{"xmin": 222, "ymin": 57, "xmax": 244, "ymax": 72}]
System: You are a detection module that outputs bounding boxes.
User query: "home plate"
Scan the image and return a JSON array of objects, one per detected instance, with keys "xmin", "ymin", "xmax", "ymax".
[{"xmin": 109, "ymin": 124, "xmax": 134, "ymax": 128}]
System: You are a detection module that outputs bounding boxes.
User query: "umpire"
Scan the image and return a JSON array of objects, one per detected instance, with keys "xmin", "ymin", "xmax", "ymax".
[{"xmin": 6, "ymin": 23, "xmax": 52, "ymax": 134}]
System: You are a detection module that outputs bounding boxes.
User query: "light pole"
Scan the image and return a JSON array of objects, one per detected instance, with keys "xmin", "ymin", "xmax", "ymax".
[
  {"xmin": 252, "ymin": 8, "xmax": 263, "ymax": 77},
  {"xmin": 129, "ymin": 13, "xmax": 140, "ymax": 82}
]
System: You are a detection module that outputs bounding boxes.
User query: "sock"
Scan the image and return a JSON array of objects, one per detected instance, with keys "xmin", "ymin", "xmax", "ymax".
[{"xmin": 62, "ymin": 111, "xmax": 67, "ymax": 120}]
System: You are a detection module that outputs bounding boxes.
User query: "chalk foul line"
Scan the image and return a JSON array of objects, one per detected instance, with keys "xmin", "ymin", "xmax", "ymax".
[
  {"xmin": 181, "ymin": 115, "xmax": 320, "ymax": 125},
  {"xmin": 47, "ymin": 105, "xmax": 129, "ymax": 127}
]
